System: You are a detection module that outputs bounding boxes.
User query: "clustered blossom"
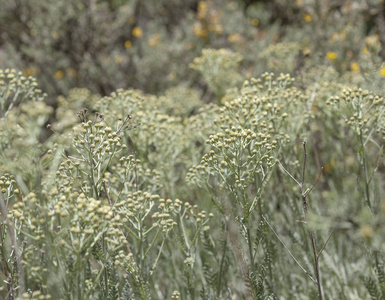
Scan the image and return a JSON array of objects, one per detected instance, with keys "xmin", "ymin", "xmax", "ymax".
[
  {"xmin": 187, "ymin": 126, "xmax": 277, "ymax": 189},
  {"xmin": 327, "ymin": 87, "xmax": 385, "ymax": 134},
  {"xmin": 0, "ymin": 82, "xmax": 217, "ymax": 297},
  {"xmin": 219, "ymin": 73, "xmax": 306, "ymax": 144},
  {"xmin": 0, "ymin": 174, "xmax": 18, "ymax": 196},
  {"xmin": 0, "ymin": 69, "xmax": 46, "ymax": 106},
  {"xmin": 187, "ymin": 73, "xmax": 308, "ymax": 200},
  {"xmin": 260, "ymin": 42, "xmax": 301, "ymax": 73},
  {"xmin": 105, "ymin": 157, "xmax": 162, "ymax": 196}
]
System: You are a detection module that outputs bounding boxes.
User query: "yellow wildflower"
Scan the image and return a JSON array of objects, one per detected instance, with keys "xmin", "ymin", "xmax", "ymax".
[
  {"xmin": 213, "ymin": 24, "xmax": 223, "ymax": 34},
  {"xmin": 124, "ymin": 40, "xmax": 132, "ymax": 48},
  {"xmin": 302, "ymin": 48, "xmax": 311, "ymax": 56},
  {"xmin": 326, "ymin": 52, "xmax": 338, "ymax": 60},
  {"xmin": 228, "ymin": 33, "xmax": 242, "ymax": 43},
  {"xmin": 148, "ymin": 34, "xmax": 161, "ymax": 47},
  {"xmin": 365, "ymin": 34, "xmax": 380, "ymax": 48},
  {"xmin": 23, "ymin": 68, "xmax": 37, "ymax": 76},
  {"xmin": 114, "ymin": 55, "xmax": 123, "ymax": 64},
  {"xmin": 379, "ymin": 65, "xmax": 385, "ymax": 77},
  {"xmin": 193, "ymin": 24, "xmax": 207, "ymax": 38},
  {"xmin": 132, "ymin": 27, "xmax": 143, "ymax": 38},
  {"xmin": 323, "ymin": 158, "xmax": 336, "ymax": 173},
  {"xmin": 350, "ymin": 62, "xmax": 360, "ymax": 72},
  {"xmin": 198, "ymin": 1, "xmax": 206, "ymax": 10},
  {"xmin": 323, "ymin": 163, "xmax": 331, "ymax": 173},
  {"xmin": 197, "ymin": 1, "xmax": 207, "ymax": 20},
  {"xmin": 360, "ymin": 225, "xmax": 373, "ymax": 239},
  {"xmin": 304, "ymin": 14, "xmax": 312, "ymax": 22},
  {"xmin": 251, "ymin": 18, "xmax": 259, "ymax": 26},
  {"xmin": 54, "ymin": 70, "xmax": 64, "ymax": 80}
]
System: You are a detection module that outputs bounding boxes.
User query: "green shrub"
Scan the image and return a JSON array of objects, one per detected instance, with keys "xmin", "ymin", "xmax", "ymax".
[{"xmin": 2, "ymin": 1, "xmax": 385, "ymax": 299}]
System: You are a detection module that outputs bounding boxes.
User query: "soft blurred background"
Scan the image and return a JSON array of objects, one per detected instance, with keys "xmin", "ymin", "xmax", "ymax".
[{"xmin": 1, "ymin": 0, "xmax": 385, "ymax": 104}]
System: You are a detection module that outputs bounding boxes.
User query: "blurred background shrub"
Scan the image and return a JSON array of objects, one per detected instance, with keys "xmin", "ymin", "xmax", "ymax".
[{"xmin": 2, "ymin": 0, "xmax": 385, "ymax": 103}]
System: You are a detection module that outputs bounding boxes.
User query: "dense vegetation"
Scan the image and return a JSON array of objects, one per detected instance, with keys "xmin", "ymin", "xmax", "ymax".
[{"xmin": 1, "ymin": 1, "xmax": 385, "ymax": 299}]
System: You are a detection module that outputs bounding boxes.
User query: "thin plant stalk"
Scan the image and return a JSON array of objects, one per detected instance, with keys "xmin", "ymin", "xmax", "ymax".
[
  {"xmin": 0, "ymin": 193, "xmax": 25, "ymax": 298},
  {"xmin": 301, "ymin": 141, "xmax": 323, "ymax": 300},
  {"xmin": 275, "ymin": 141, "xmax": 335, "ymax": 300}
]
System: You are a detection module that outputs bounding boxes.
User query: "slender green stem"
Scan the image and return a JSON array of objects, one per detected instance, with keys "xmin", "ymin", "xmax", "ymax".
[
  {"xmin": 143, "ymin": 228, "xmax": 160, "ymax": 260},
  {"xmin": 88, "ymin": 150, "xmax": 98, "ymax": 199},
  {"xmin": 359, "ymin": 131, "xmax": 371, "ymax": 208},
  {"xmin": 246, "ymin": 227, "xmax": 254, "ymax": 267},
  {"xmin": 262, "ymin": 215, "xmax": 316, "ymax": 283},
  {"xmin": 301, "ymin": 142, "xmax": 323, "ymax": 300},
  {"xmin": 94, "ymin": 264, "xmax": 105, "ymax": 285},
  {"xmin": 0, "ymin": 223, "xmax": 11, "ymax": 277},
  {"xmin": 191, "ymin": 220, "xmax": 208, "ymax": 246},
  {"xmin": 217, "ymin": 221, "xmax": 228, "ymax": 297},
  {"xmin": 0, "ymin": 193, "xmax": 25, "ymax": 297},
  {"xmin": 102, "ymin": 234, "xmax": 108, "ymax": 296},
  {"xmin": 179, "ymin": 214, "xmax": 190, "ymax": 252},
  {"xmin": 122, "ymin": 224, "xmax": 140, "ymax": 240},
  {"xmin": 150, "ymin": 238, "xmax": 165, "ymax": 276},
  {"xmin": 139, "ymin": 219, "xmax": 144, "ymax": 271},
  {"xmin": 77, "ymin": 252, "xmax": 82, "ymax": 300}
]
